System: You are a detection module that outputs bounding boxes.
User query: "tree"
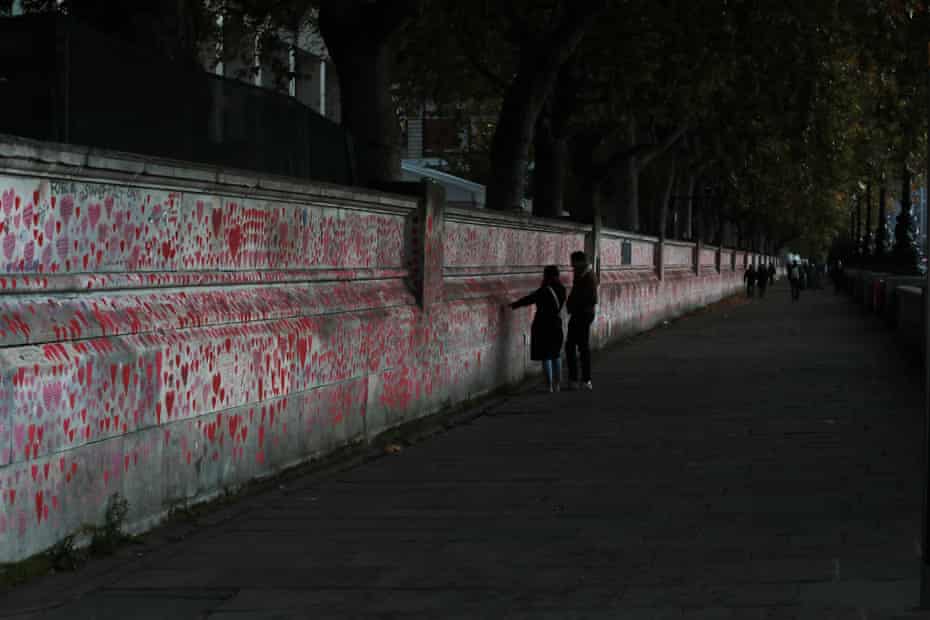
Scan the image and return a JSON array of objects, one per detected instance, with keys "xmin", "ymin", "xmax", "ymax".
[
  {"xmin": 455, "ymin": 0, "xmax": 610, "ymax": 211},
  {"xmin": 319, "ymin": 0, "xmax": 425, "ymax": 186},
  {"xmin": 396, "ymin": 0, "xmax": 609, "ymax": 214}
]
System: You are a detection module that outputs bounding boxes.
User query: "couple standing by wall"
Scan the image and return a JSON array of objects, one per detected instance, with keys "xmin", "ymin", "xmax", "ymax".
[{"xmin": 508, "ymin": 252, "xmax": 598, "ymax": 393}]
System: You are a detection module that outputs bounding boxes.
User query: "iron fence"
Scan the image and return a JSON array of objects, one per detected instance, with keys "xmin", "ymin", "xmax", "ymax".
[{"xmin": 0, "ymin": 14, "xmax": 353, "ymax": 185}]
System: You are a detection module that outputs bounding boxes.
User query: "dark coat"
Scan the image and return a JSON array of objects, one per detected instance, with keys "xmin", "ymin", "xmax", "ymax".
[
  {"xmin": 757, "ymin": 268, "xmax": 769, "ymax": 287},
  {"xmin": 566, "ymin": 268, "xmax": 598, "ymax": 316},
  {"xmin": 511, "ymin": 283, "xmax": 567, "ymax": 361}
]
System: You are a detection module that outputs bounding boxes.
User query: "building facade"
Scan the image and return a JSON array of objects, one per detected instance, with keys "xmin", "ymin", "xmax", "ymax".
[{"xmin": 202, "ymin": 5, "xmax": 340, "ymax": 123}]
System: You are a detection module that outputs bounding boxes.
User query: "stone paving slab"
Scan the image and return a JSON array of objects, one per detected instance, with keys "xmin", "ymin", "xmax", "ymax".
[{"xmin": 4, "ymin": 283, "xmax": 930, "ymax": 618}]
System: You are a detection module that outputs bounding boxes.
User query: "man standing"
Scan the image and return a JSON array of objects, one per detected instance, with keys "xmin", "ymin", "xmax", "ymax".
[
  {"xmin": 566, "ymin": 251, "xmax": 598, "ymax": 391},
  {"xmin": 789, "ymin": 261, "xmax": 802, "ymax": 301},
  {"xmin": 757, "ymin": 263, "xmax": 769, "ymax": 298},
  {"xmin": 744, "ymin": 264, "xmax": 757, "ymax": 298}
]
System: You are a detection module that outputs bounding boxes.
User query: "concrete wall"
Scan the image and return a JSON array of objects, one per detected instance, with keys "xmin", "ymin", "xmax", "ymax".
[
  {"xmin": 842, "ymin": 269, "xmax": 926, "ymax": 357},
  {"xmin": 896, "ymin": 286, "xmax": 924, "ymax": 357},
  {"xmin": 0, "ymin": 136, "xmax": 770, "ymax": 563}
]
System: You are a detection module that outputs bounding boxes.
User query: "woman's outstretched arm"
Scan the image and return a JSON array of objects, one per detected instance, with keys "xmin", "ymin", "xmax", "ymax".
[{"xmin": 510, "ymin": 289, "xmax": 539, "ymax": 310}]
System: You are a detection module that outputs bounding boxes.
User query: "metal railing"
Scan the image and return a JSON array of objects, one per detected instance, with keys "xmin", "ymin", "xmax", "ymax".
[{"xmin": 0, "ymin": 14, "xmax": 352, "ymax": 185}]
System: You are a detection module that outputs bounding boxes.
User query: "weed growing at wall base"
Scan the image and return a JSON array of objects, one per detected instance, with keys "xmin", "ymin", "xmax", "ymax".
[
  {"xmin": 0, "ymin": 492, "xmax": 133, "ymax": 589},
  {"xmin": 88, "ymin": 493, "xmax": 131, "ymax": 555}
]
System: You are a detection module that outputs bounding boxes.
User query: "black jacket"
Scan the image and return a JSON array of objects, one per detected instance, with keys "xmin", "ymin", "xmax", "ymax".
[
  {"xmin": 511, "ymin": 283, "xmax": 567, "ymax": 361},
  {"xmin": 566, "ymin": 267, "xmax": 598, "ymax": 316}
]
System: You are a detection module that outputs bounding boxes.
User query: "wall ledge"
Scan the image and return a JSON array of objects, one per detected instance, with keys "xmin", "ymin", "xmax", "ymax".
[
  {"xmin": 444, "ymin": 206, "xmax": 589, "ymax": 234},
  {"xmin": 0, "ymin": 134, "xmax": 417, "ymax": 217}
]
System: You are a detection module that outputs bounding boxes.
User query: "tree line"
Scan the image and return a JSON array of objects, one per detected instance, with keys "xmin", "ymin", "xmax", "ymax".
[{"xmin": 2, "ymin": 0, "xmax": 927, "ymax": 261}]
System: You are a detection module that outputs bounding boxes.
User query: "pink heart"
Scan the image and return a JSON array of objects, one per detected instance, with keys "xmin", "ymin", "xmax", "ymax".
[
  {"xmin": 42, "ymin": 382, "xmax": 62, "ymax": 411},
  {"xmin": 13, "ymin": 424, "xmax": 25, "ymax": 451},
  {"xmin": 44, "ymin": 218, "xmax": 55, "ymax": 240},
  {"xmin": 56, "ymin": 235, "xmax": 69, "ymax": 259},
  {"xmin": 1, "ymin": 189, "xmax": 13, "ymax": 215},
  {"xmin": 59, "ymin": 196, "xmax": 74, "ymax": 223},
  {"xmin": 88, "ymin": 203, "xmax": 101, "ymax": 227},
  {"xmin": 3, "ymin": 234, "xmax": 15, "ymax": 260}
]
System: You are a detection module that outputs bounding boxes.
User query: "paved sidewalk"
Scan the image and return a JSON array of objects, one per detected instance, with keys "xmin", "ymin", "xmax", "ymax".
[{"xmin": 3, "ymin": 283, "xmax": 930, "ymax": 619}]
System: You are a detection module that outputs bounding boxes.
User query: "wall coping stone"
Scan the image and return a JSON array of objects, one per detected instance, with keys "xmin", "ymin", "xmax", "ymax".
[
  {"xmin": 600, "ymin": 228, "xmax": 660, "ymax": 244},
  {"xmin": 444, "ymin": 206, "xmax": 589, "ymax": 234},
  {"xmin": 665, "ymin": 239, "xmax": 697, "ymax": 248},
  {"xmin": 0, "ymin": 134, "xmax": 417, "ymax": 216}
]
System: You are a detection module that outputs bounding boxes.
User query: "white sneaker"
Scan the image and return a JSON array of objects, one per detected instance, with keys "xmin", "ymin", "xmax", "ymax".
[
  {"xmin": 582, "ymin": 381, "xmax": 593, "ymax": 391},
  {"xmin": 553, "ymin": 383, "xmax": 561, "ymax": 393}
]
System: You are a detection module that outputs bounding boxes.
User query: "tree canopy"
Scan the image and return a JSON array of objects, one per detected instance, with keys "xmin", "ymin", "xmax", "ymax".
[{"xmin": 5, "ymin": 0, "xmax": 927, "ymax": 258}]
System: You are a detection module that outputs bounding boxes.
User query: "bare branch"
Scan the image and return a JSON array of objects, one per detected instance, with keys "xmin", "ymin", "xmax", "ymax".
[
  {"xmin": 452, "ymin": 26, "xmax": 509, "ymax": 90},
  {"xmin": 640, "ymin": 125, "xmax": 689, "ymax": 168}
]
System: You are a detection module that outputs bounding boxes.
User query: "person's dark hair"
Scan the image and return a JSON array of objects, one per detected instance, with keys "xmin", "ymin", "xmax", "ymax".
[
  {"xmin": 543, "ymin": 265, "xmax": 560, "ymax": 282},
  {"xmin": 570, "ymin": 251, "xmax": 587, "ymax": 264}
]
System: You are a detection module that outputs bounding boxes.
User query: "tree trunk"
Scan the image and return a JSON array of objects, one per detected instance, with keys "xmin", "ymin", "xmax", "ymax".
[
  {"xmin": 566, "ymin": 130, "xmax": 604, "ymax": 223},
  {"xmin": 532, "ymin": 66, "xmax": 575, "ymax": 219},
  {"xmin": 714, "ymin": 208, "xmax": 725, "ymax": 247},
  {"xmin": 854, "ymin": 194, "xmax": 862, "ymax": 250},
  {"xmin": 487, "ymin": 71, "xmax": 542, "ymax": 211},
  {"xmin": 486, "ymin": 3, "xmax": 606, "ymax": 211},
  {"xmin": 532, "ymin": 125, "xmax": 568, "ymax": 218},
  {"xmin": 657, "ymin": 153, "xmax": 678, "ymax": 242},
  {"xmin": 892, "ymin": 166, "xmax": 919, "ymax": 273},
  {"xmin": 864, "ymin": 183, "xmax": 873, "ymax": 255},
  {"xmin": 320, "ymin": 0, "xmax": 414, "ymax": 187},
  {"xmin": 617, "ymin": 154, "xmax": 640, "ymax": 232},
  {"xmin": 876, "ymin": 185, "xmax": 888, "ymax": 257},
  {"xmin": 683, "ymin": 175, "xmax": 695, "ymax": 240},
  {"xmin": 694, "ymin": 193, "xmax": 705, "ymax": 245},
  {"xmin": 671, "ymin": 174, "xmax": 686, "ymax": 239}
]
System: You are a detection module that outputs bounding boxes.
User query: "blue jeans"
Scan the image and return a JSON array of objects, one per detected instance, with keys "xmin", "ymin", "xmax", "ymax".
[{"xmin": 542, "ymin": 357, "xmax": 562, "ymax": 385}]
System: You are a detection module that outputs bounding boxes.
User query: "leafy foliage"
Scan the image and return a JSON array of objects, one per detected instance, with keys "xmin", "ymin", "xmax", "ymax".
[{"xmin": 4, "ymin": 0, "xmax": 926, "ymax": 257}]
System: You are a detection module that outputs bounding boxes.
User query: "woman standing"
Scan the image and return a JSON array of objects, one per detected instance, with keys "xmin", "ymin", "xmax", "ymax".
[{"xmin": 509, "ymin": 266, "xmax": 567, "ymax": 392}]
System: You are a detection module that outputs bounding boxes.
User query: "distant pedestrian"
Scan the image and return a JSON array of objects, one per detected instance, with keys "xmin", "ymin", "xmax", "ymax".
[
  {"xmin": 788, "ymin": 261, "xmax": 802, "ymax": 301},
  {"xmin": 509, "ymin": 266, "xmax": 567, "ymax": 393},
  {"xmin": 744, "ymin": 265, "xmax": 757, "ymax": 298},
  {"xmin": 757, "ymin": 264, "xmax": 769, "ymax": 298},
  {"xmin": 566, "ymin": 251, "xmax": 598, "ymax": 391},
  {"xmin": 768, "ymin": 263, "xmax": 776, "ymax": 286}
]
